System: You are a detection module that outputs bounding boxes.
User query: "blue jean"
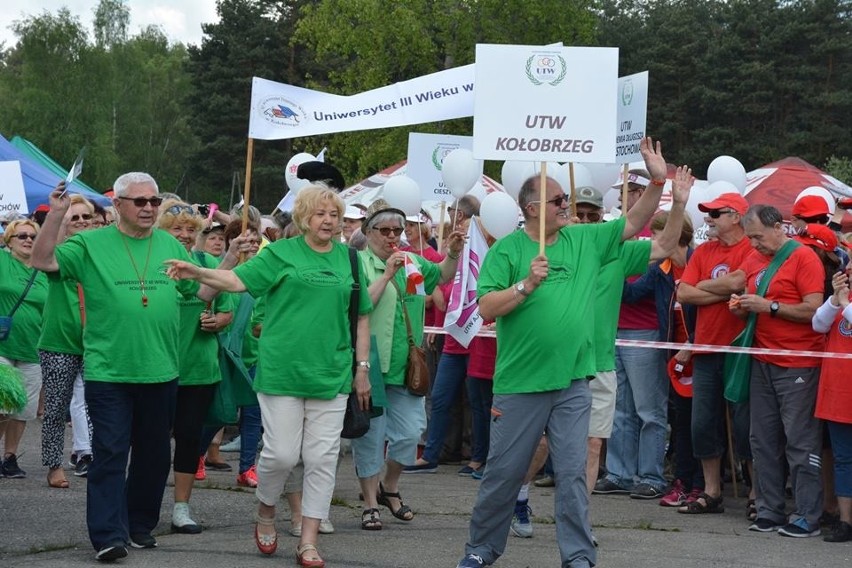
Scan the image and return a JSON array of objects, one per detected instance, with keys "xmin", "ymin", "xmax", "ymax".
[
  {"xmin": 84, "ymin": 379, "xmax": 177, "ymax": 550},
  {"xmin": 239, "ymin": 367, "xmax": 261, "ymax": 474},
  {"xmin": 467, "ymin": 377, "xmax": 493, "ymax": 464},
  {"xmin": 828, "ymin": 421, "xmax": 852, "ymax": 497},
  {"xmin": 605, "ymin": 329, "xmax": 667, "ymax": 491},
  {"xmin": 422, "ymin": 353, "xmax": 468, "ymax": 464}
]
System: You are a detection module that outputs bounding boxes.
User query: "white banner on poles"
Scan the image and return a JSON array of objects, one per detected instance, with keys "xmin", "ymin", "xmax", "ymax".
[
  {"xmin": 407, "ymin": 133, "xmax": 480, "ymax": 203},
  {"xmin": 444, "ymin": 217, "xmax": 489, "ymax": 347},
  {"xmin": 472, "ymin": 44, "xmax": 619, "ymax": 163},
  {"xmin": 249, "ymin": 65, "xmax": 475, "ymax": 140},
  {"xmin": 0, "ymin": 161, "xmax": 29, "ymax": 216},
  {"xmin": 615, "ymin": 71, "xmax": 649, "ymax": 164}
]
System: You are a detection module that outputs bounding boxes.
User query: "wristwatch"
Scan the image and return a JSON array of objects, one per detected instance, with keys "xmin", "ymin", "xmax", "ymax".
[
  {"xmin": 769, "ymin": 301, "xmax": 780, "ymax": 317},
  {"xmin": 356, "ymin": 360, "xmax": 371, "ymax": 370},
  {"xmin": 515, "ymin": 281, "xmax": 530, "ymax": 297}
]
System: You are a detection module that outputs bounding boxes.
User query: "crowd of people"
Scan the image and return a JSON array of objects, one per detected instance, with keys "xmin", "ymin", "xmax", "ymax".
[{"xmin": 0, "ymin": 137, "xmax": 851, "ymax": 568}]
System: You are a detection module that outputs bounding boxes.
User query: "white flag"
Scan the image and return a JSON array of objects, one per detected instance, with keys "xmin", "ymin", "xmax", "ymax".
[{"xmin": 444, "ymin": 217, "xmax": 489, "ymax": 347}]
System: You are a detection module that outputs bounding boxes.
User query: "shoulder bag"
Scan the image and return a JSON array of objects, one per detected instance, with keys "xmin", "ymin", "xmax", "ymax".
[
  {"xmin": 389, "ymin": 279, "xmax": 430, "ymax": 397},
  {"xmin": 0, "ymin": 269, "xmax": 38, "ymax": 341},
  {"xmin": 341, "ymin": 247, "xmax": 372, "ymax": 439}
]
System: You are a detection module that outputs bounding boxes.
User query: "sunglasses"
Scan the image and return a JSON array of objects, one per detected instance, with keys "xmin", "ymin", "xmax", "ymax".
[
  {"xmin": 13, "ymin": 233, "xmax": 37, "ymax": 241},
  {"xmin": 375, "ymin": 227, "xmax": 404, "ymax": 237},
  {"xmin": 576, "ymin": 211, "xmax": 602, "ymax": 222},
  {"xmin": 70, "ymin": 213, "xmax": 93, "ymax": 222},
  {"xmin": 165, "ymin": 204, "xmax": 197, "ymax": 217},
  {"xmin": 706, "ymin": 209, "xmax": 736, "ymax": 219},
  {"xmin": 532, "ymin": 194, "xmax": 570, "ymax": 208},
  {"xmin": 117, "ymin": 196, "xmax": 163, "ymax": 208}
]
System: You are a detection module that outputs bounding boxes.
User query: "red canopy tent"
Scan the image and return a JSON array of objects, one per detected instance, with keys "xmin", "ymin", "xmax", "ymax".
[{"xmin": 744, "ymin": 157, "xmax": 852, "ymax": 225}]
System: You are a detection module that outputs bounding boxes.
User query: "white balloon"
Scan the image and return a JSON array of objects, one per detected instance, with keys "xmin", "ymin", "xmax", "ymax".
[
  {"xmin": 441, "ymin": 149, "xmax": 482, "ymax": 199},
  {"xmin": 501, "ymin": 161, "xmax": 536, "ymax": 200},
  {"xmin": 382, "ymin": 175, "xmax": 421, "ymax": 216},
  {"xmin": 796, "ymin": 186, "xmax": 836, "ymax": 214},
  {"xmin": 602, "ymin": 188, "xmax": 621, "ymax": 214},
  {"xmin": 285, "ymin": 152, "xmax": 316, "ymax": 193},
  {"xmin": 684, "ymin": 180, "xmax": 715, "ymax": 231},
  {"xmin": 480, "ymin": 193, "xmax": 521, "ymax": 239},
  {"xmin": 582, "ymin": 163, "xmax": 622, "ymax": 192},
  {"xmin": 553, "ymin": 163, "xmax": 593, "ymax": 191},
  {"xmin": 707, "ymin": 155, "xmax": 747, "ymax": 194},
  {"xmin": 467, "ymin": 182, "xmax": 488, "ymax": 204},
  {"xmin": 533, "ymin": 161, "xmax": 561, "ymax": 178},
  {"xmin": 705, "ymin": 180, "xmax": 739, "ymax": 200}
]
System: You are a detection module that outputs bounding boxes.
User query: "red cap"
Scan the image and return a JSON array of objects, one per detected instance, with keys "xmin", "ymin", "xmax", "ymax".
[
  {"xmin": 667, "ymin": 358, "xmax": 693, "ymax": 398},
  {"xmin": 103, "ymin": 189, "xmax": 115, "ymax": 198},
  {"xmin": 795, "ymin": 223, "xmax": 837, "ymax": 252},
  {"xmin": 34, "ymin": 204, "xmax": 50, "ymax": 213},
  {"xmin": 697, "ymin": 192, "xmax": 749, "ymax": 215},
  {"xmin": 791, "ymin": 195, "xmax": 830, "ymax": 218}
]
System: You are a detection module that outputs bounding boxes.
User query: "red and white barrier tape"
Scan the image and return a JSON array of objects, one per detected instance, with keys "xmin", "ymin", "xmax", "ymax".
[{"xmin": 423, "ymin": 326, "xmax": 852, "ymax": 360}]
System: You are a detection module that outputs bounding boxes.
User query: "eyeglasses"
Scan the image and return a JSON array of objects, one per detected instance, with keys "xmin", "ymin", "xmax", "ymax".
[
  {"xmin": 576, "ymin": 211, "xmax": 602, "ymax": 222},
  {"xmin": 165, "ymin": 204, "xmax": 197, "ymax": 217},
  {"xmin": 12, "ymin": 233, "xmax": 36, "ymax": 241},
  {"xmin": 117, "ymin": 196, "xmax": 163, "ymax": 208},
  {"xmin": 375, "ymin": 227, "xmax": 404, "ymax": 237},
  {"xmin": 532, "ymin": 194, "xmax": 570, "ymax": 208},
  {"xmin": 707, "ymin": 209, "xmax": 736, "ymax": 219},
  {"xmin": 70, "ymin": 213, "xmax": 93, "ymax": 222}
]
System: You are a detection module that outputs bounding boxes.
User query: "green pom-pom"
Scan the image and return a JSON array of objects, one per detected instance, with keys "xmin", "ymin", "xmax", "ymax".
[{"xmin": 0, "ymin": 364, "xmax": 27, "ymax": 414}]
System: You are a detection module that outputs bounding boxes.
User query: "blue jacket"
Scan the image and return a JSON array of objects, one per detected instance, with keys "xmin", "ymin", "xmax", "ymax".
[{"xmin": 622, "ymin": 250, "xmax": 696, "ymax": 353}]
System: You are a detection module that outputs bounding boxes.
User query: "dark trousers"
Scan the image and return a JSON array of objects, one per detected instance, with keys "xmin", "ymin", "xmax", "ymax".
[
  {"xmin": 84, "ymin": 379, "xmax": 178, "ymax": 550},
  {"xmin": 173, "ymin": 384, "xmax": 217, "ymax": 473}
]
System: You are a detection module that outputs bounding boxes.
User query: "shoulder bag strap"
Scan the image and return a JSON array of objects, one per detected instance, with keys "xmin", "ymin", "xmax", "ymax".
[
  {"xmin": 740, "ymin": 239, "xmax": 801, "ymax": 336},
  {"xmin": 348, "ymin": 248, "xmax": 360, "ymax": 355},
  {"xmin": 7, "ymin": 269, "xmax": 38, "ymax": 318},
  {"xmin": 389, "ymin": 278, "xmax": 416, "ymax": 346}
]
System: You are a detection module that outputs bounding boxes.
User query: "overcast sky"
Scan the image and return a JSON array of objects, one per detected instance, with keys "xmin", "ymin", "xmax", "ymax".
[{"xmin": 1, "ymin": 1, "xmax": 219, "ymax": 48}]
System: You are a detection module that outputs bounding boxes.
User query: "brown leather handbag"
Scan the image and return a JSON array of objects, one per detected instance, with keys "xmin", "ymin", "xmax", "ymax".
[{"xmin": 391, "ymin": 280, "xmax": 430, "ymax": 397}]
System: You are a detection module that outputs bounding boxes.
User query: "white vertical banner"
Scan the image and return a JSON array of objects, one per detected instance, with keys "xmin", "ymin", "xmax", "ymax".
[
  {"xmin": 615, "ymin": 71, "xmax": 649, "ymax": 164},
  {"xmin": 472, "ymin": 44, "xmax": 619, "ymax": 163},
  {"xmin": 407, "ymin": 133, "xmax": 480, "ymax": 203},
  {"xmin": 0, "ymin": 161, "xmax": 29, "ymax": 216},
  {"xmin": 444, "ymin": 218, "xmax": 489, "ymax": 347}
]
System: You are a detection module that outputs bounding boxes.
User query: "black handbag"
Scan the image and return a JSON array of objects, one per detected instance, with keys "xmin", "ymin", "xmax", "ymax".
[{"xmin": 340, "ymin": 247, "xmax": 371, "ymax": 439}]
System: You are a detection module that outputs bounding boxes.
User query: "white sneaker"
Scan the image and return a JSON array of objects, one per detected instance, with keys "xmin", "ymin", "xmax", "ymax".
[
  {"xmin": 319, "ymin": 518, "xmax": 335, "ymax": 534},
  {"xmin": 171, "ymin": 502, "xmax": 202, "ymax": 534},
  {"xmin": 219, "ymin": 436, "xmax": 242, "ymax": 452}
]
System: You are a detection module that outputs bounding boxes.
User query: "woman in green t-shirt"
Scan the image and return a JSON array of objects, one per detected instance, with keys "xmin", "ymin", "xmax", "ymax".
[
  {"xmin": 158, "ymin": 199, "xmax": 235, "ymax": 535},
  {"xmin": 0, "ymin": 219, "xmax": 48, "ymax": 480},
  {"xmin": 39, "ymin": 195, "xmax": 97, "ymax": 488}
]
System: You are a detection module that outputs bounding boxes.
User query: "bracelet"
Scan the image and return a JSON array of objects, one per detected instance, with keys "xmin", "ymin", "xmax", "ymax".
[
  {"xmin": 447, "ymin": 250, "xmax": 461, "ymax": 260},
  {"xmin": 650, "ymin": 178, "xmax": 666, "ymax": 187},
  {"xmin": 511, "ymin": 286, "xmax": 525, "ymax": 303}
]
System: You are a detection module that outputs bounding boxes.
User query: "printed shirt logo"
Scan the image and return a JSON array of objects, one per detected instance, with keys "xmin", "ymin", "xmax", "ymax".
[
  {"xmin": 525, "ymin": 53, "xmax": 567, "ymax": 87},
  {"xmin": 259, "ymin": 96, "xmax": 306, "ymax": 127},
  {"xmin": 839, "ymin": 318, "xmax": 852, "ymax": 338},
  {"xmin": 621, "ymin": 79, "xmax": 634, "ymax": 106},
  {"xmin": 432, "ymin": 143, "xmax": 460, "ymax": 172},
  {"xmin": 754, "ymin": 268, "xmax": 766, "ymax": 289},
  {"xmin": 298, "ymin": 267, "xmax": 344, "ymax": 287},
  {"xmin": 710, "ymin": 263, "xmax": 730, "ymax": 279}
]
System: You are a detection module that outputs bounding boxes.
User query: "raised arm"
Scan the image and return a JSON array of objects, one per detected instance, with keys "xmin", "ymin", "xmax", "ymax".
[
  {"xmin": 649, "ymin": 166, "xmax": 692, "ymax": 260},
  {"xmin": 623, "ymin": 137, "xmax": 666, "ymax": 241},
  {"xmin": 30, "ymin": 184, "xmax": 69, "ymax": 272},
  {"xmin": 437, "ymin": 231, "xmax": 465, "ymax": 284}
]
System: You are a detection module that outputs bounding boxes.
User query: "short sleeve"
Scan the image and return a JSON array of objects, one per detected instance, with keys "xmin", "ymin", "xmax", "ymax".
[{"xmin": 233, "ymin": 245, "xmax": 284, "ymax": 298}]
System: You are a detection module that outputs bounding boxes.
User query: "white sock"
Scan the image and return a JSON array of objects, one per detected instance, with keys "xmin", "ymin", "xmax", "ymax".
[{"xmin": 517, "ymin": 483, "xmax": 530, "ymax": 502}]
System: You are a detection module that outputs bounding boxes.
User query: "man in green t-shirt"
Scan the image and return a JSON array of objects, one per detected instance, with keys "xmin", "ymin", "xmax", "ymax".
[
  {"xmin": 30, "ymin": 173, "xmax": 225, "ymax": 563},
  {"xmin": 455, "ymin": 138, "xmax": 671, "ymax": 568}
]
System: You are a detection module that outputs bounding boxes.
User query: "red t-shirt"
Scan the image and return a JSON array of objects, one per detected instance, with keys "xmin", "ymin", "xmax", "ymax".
[
  {"xmin": 740, "ymin": 246, "xmax": 825, "ymax": 367},
  {"xmin": 670, "ymin": 264, "xmax": 689, "ymax": 343},
  {"xmin": 617, "ymin": 231, "xmax": 657, "ymax": 330},
  {"xmin": 815, "ymin": 306, "xmax": 852, "ymax": 424},
  {"xmin": 467, "ymin": 335, "xmax": 496, "ymax": 380},
  {"xmin": 681, "ymin": 236, "xmax": 753, "ymax": 346}
]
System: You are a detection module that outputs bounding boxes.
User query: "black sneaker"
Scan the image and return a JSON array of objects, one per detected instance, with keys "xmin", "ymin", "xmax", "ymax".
[
  {"xmin": 778, "ymin": 519, "xmax": 821, "ymax": 538},
  {"xmin": 824, "ymin": 521, "xmax": 852, "ymax": 543},
  {"xmin": 748, "ymin": 518, "xmax": 783, "ymax": 532},
  {"xmin": 402, "ymin": 461, "xmax": 438, "ymax": 474},
  {"xmin": 129, "ymin": 532, "xmax": 158, "ymax": 549},
  {"xmin": 592, "ymin": 478, "xmax": 629, "ymax": 495},
  {"xmin": 629, "ymin": 483, "xmax": 664, "ymax": 500},
  {"xmin": 95, "ymin": 544, "xmax": 128, "ymax": 562},
  {"xmin": 74, "ymin": 454, "xmax": 92, "ymax": 477},
  {"xmin": 456, "ymin": 553, "xmax": 490, "ymax": 567},
  {"xmin": 1, "ymin": 453, "xmax": 26, "ymax": 478}
]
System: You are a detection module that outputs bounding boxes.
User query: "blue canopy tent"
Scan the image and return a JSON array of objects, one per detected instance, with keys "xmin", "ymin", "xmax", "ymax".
[{"xmin": 0, "ymin": 134, "xmax": 111, "ymax": 212}]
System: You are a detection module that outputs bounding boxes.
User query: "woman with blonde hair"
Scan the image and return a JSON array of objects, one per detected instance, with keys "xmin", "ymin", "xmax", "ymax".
[
  {"xmin": 165, "ymin": 186, "xmax": 372, "ymax": 567},
  {"xmin": 0, "ymin": 219, "xmax": 48, "ymax": 479},
  {"xmin": 39, "ymin": 194, "xmax": 97, "ymax": 487}
]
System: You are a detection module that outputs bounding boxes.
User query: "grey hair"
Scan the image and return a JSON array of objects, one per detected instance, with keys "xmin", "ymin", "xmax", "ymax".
[
  {"xmin": 113, "ymin": 172, "xmax": 158, "ymax": 197},
  {"xmin": 742, "ymin": 204, "xmax": 783, "ymax": 228},
  {"xmin": 518, "ymin": 175, "xmax": 561, "ymax": 219},
  {"xmin": 366, "ymin": 211, "xmax": 405, "ymax": 231}
]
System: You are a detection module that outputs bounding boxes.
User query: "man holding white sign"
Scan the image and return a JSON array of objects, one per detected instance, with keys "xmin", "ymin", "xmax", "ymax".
[{"xmin": 455, "ymin": 138, "xmax": 668, "ymax": 568}]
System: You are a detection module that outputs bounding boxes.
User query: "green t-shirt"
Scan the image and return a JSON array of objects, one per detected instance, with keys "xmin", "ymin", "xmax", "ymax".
[
  {"xmin": 358, "ymin": 249, "xmax": 441, "ymax": 386},
  {"xmin": 233, "ymin": 236, "xmax": 372, "ymax": 399},
  {"xmin": 592, "ymin": 240, "xmax": 652, "ymax": 372},
  {"xmin": 477, "ymin": 218, "xmax": 625, "ymax": 394},
  {"xmin": 54, "ymin": 226, "xmax": 199, "ymax": 383},
  {"xmin": 0, "ymin": 252, "xmax": 48, "ymax": 363},
  {"xmin": 177, "ymin": 251, "xmax": 232, "ymax": 386},
  {"xmin": 242, "ymin": 295, "xmax": 261, "ymax": 368},
  {"xmin": 38, "ymin": 276, "xmax": 84, "ymax": 356}
]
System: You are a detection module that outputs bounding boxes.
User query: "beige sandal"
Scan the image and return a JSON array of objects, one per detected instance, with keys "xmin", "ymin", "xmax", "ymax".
[
  {"xmin": 295, "ymin": 542, "xmax": 325, "ymax": 567},
  {"xmin": 254, "ymin": 512, "xmax": 277, "ymax": 555}
]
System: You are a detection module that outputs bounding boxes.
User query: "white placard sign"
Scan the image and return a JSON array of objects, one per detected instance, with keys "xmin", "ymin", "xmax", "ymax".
[
  {"xmin": 473, "ymin": 44, "xmax": 619, "ymax": 162},
  {"xmin": 407, "ymin": 133, "xmax": 479, "ymax": 202},
  {"xmin": 0, "ymin": 161, "xmax": 29, "ymax": 216},
  {"xmin": 615, "ymin": 71, "xmax": 649, "ymax": 164}
]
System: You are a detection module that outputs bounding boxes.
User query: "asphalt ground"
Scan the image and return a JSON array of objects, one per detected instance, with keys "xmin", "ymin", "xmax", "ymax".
[{"xmin": 1, "ymin": 427, "xmax": 851, "ymax": 567}]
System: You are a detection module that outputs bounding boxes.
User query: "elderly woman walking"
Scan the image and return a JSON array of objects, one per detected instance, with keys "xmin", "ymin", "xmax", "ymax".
[{"xmin": 166, "ymin": 186, "xmax": 372, "ymax": 568}]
